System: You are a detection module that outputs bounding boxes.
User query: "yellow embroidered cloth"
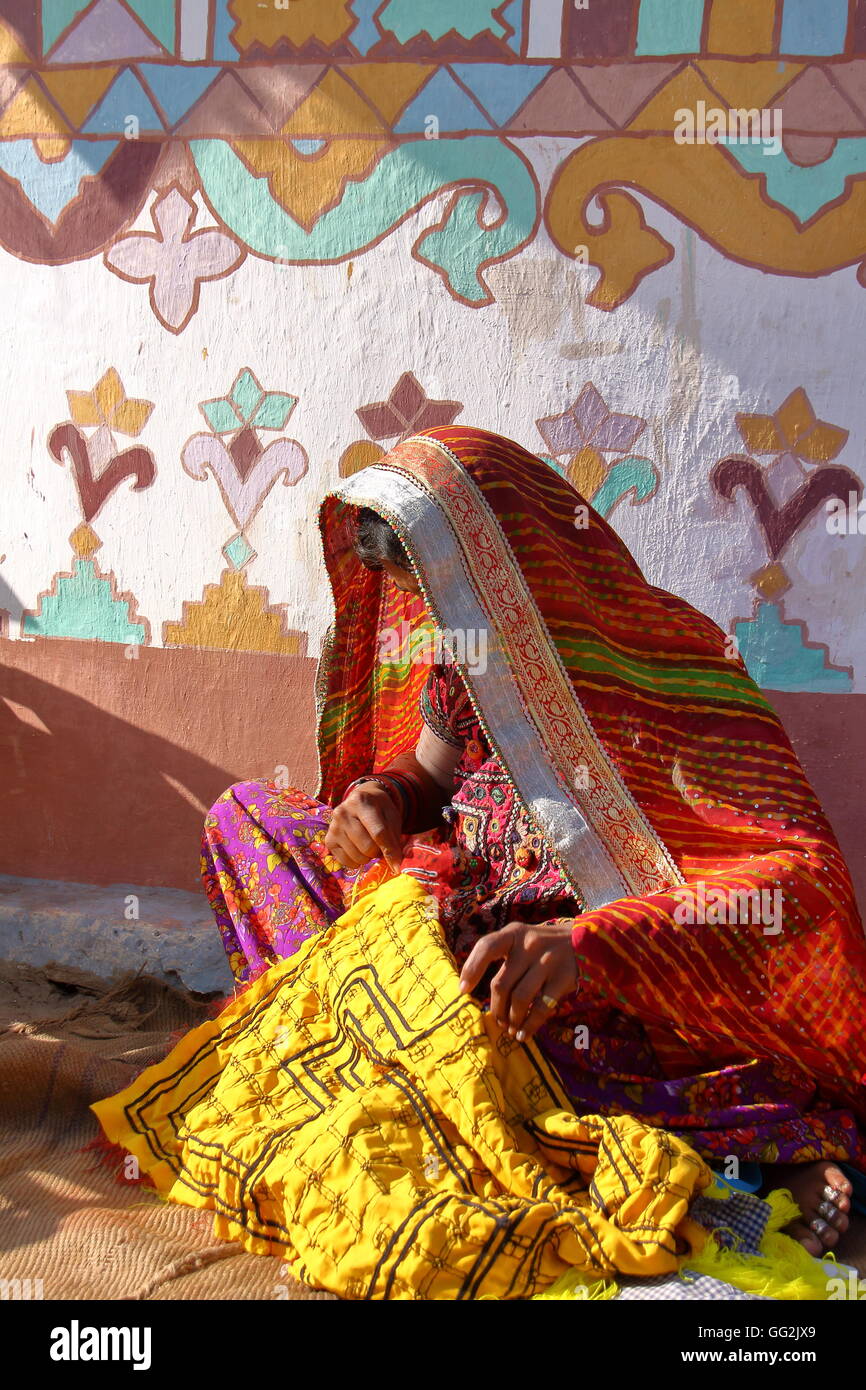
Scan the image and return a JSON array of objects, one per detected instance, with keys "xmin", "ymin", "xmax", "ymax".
[{"xmin": 92, "ymin": 875, "xmax": 711, "ymax": 1300}]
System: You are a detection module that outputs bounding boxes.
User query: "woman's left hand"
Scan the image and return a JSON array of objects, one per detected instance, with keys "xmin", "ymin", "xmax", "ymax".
[{"xmin": 459, "ymin": 919, "xmax": 579, "ymax": 1042}]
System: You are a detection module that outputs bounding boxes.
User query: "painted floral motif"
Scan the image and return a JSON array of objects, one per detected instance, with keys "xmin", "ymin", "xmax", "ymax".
[
  {"xmin": 67, "ymin": 366, "xmax": 153, "ymax": 441},
  {"xmin": 735, "ymin": 388, "xmax": 849, "ymax": 472},
  {"xmin": 713, "ymin": 390, "xmax": 858, "ymax": 564},
  {"xmin": 537, "ymin": 383, "xmax": 646, "ymax": 460},
  {"xmin": 49, "ymin": 368, "xmax": 156, "ymax": 522},
  {"xmin": 200, "ymin": 370, "xmax": 298, "ymax": 435},
  {"xmin": 181, "ymin": 369, "xmax": 308, "ymax": 530},
  {"xmin": 356, "ymin": 372, "xmax": 462, "ymax": 442},
  {"xmin": 104, "ymin": 186, "xmax": 245, "ymax": 333},
  {"xmin": 338, "ymin": 372, "xmax": 463, "ymax": 476},
  {"xmin": 711, "ymin": 389, "xmax": 860, "ymax": 693},
  {"xmin": 165, "ymin": 364, "xmax": 310, "ymax": 654},
  {"xmin": 536, "ymin": 383, "xmax": 656, "ymax": 513}
]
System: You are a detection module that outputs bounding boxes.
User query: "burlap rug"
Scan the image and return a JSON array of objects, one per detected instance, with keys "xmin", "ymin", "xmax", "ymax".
[{"xmin": 0, "ymin": 961, "xmax": 335, "ymax": 1301}]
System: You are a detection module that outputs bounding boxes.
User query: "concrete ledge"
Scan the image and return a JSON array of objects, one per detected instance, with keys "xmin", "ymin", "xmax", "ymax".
[{"xmin": 0, "ymin": 874, "xmax": 233, "ymax": 995}]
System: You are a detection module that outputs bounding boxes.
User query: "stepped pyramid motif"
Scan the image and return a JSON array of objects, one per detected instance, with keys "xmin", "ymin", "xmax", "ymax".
[
  {"xmin": 734, "ymin": 602, "xmax": 852, "ymax": 693},
  {"xmin": 23, "ymin": 526, "xmax": 150, "ymax": 644},
  {"xmin": 163, "ymin": 569, "xmax": 306, "ymax": 655}
]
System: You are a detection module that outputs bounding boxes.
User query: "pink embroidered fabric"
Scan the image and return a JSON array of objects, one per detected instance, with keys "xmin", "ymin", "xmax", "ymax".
[{"xmin": 400, "ymin": 663, "xmax": 583, "ymax": 964}]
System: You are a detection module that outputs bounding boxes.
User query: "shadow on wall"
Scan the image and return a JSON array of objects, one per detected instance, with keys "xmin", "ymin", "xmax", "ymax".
[
  {"xmin": 0, "ymin": 573, "xmax": 19, "ymax": 637},
  {"xmin": 0, "ymin": 639, "xmax": 320, "ymax": 892},
  {"xmin": 1, "ymin": 638, "xmax": 864, "ymax": 924}
]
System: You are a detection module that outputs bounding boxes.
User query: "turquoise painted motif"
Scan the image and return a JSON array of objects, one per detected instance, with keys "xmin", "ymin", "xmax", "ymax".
[
  {"xmin": 189, "ymin": 137, "xmax": 538, "ymax": 306},
  {"xmin": 24, "ymin": 560, "xmax": 148, "ymax": 644},
  {"xmin": 735, "ymin": 602, "xmax": 852, "ymax": 692}
]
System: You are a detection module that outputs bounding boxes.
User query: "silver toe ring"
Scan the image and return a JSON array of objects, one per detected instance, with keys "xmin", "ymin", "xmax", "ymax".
[
  {"xmin": 822, "ymin": 1184, "xmax": 840, "ymax": 1203},
  {"xmin": 810, "ymin": 1217, "xmax": 830, "ymax": 1238},
  {"xmin": 818, "ymin": 1200, "xmax": 836, "ymax": 1220}
]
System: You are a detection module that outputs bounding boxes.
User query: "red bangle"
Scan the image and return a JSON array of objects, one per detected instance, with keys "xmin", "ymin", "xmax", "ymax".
[
  {"xmin": 344, "ymin": 775, "xmax": 404, "ymax": 817},
  {"xmin": 376, "ymin": 770, "xmax": 425, "ymax": 831},
  {"xmin": 343, "ymin": 772, "xmax": 430, "ymax": 833}
]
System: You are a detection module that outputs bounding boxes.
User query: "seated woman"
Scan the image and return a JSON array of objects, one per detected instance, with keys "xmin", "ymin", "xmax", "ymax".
[{"xmin": 201, "ymin": 425, "xmax": 865, "ymax": 1260}]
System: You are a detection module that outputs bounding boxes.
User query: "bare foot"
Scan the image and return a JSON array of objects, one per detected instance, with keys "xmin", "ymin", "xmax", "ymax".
[{"xmin": 763, "ymin": 1162, "xmax": 852, "ymax": 1257}]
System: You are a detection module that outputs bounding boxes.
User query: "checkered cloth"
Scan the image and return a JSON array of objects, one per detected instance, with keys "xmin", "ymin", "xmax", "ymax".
[
  {"xmin": 691, "ymin": 1187, "xmax": 772, "ymax": 1255},
  {"xmin": 609, "ymin": 1186, "xmax": 773, "ymax": 1300},
  {"xmin": 614, "ymin": 1269, "xmax": 765, "ymax": 1300}
]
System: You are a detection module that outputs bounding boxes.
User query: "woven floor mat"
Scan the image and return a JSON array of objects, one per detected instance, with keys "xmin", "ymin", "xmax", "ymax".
[{"xmin": 0, "ymin": 963, "xmax": 335, "ymax": 1301}]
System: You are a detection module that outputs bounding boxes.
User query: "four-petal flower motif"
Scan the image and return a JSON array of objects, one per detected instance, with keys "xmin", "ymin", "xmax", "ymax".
[{"xmin": 105, "ymin": 187, "xmax": 245, "ymax": 334}]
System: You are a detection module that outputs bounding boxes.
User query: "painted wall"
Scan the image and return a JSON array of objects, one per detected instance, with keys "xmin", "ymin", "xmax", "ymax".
[{"xmin": 1, "ymin": 1, "xmax": 865, "ymax": 901}]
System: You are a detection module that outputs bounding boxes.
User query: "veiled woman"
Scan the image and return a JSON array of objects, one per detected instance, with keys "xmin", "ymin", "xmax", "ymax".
[
  {"xmin": 195, "ymin": 425, "xmax": 866, "ymax": 1262},
  {"xmin": 193, "ymin": 426, "xmax": 866, "ymax": 1260}
]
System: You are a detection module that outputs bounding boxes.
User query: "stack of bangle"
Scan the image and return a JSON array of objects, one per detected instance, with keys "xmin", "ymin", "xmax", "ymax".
[{"xmin": 345, "ymin": 770, "xmax": 427, "ymax": 834}]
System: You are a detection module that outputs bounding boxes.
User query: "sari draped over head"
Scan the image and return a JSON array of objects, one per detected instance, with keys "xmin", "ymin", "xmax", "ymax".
[
  {"xmin": 92, "ymin": 426, "xmax": 866, "ymax": 1299},
  {"xmin": 318, "ymin": 425, "xmax": 866, "ymax": 1133}
]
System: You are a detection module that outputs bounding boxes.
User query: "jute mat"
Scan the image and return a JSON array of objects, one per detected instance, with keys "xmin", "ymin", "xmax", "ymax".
[{"xmin": 0, "ymin": 962, "xmax": 335, "ymax": 1301}]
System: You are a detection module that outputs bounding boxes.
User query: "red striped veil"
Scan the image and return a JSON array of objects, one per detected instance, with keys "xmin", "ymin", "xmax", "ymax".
[{"xmin": 318, "ymin": 425, "xmax": 866, "ymax": 1127}]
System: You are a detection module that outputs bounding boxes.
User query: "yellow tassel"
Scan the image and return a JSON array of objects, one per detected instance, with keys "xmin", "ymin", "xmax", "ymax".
[
  {"xmin": 763, "ymin": 1186, "xmax": 809, "ymax": 1234},
  {"xmin": 532, "ymin": 1269, "xmax": 619, "ymax": 1301},
  {"xmin": 683, "ymin": 1188, "xmax": 833, "ymax": 1301},
  {"xmin": 532, "ymin": 1185, "xmax": 835, "ymax": 1302}
]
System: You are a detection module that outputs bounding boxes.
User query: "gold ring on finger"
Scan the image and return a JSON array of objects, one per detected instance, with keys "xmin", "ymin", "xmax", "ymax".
[{"xmin": 540, "ymin": 993, "xmax": 558, "ymax": 1011}]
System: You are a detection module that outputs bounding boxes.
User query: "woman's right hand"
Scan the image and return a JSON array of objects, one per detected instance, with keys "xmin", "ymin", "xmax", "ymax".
[{"xmin": 325, "ymin": 782, "xmax": 404, "ymax": 873}]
